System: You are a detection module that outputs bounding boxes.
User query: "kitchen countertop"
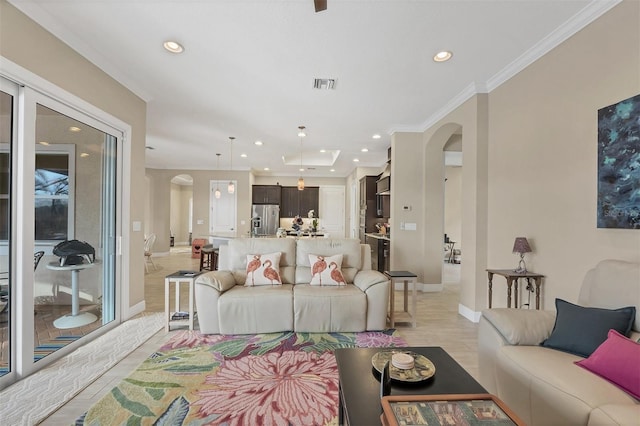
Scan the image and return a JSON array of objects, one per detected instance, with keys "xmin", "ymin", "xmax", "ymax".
[{"xmin": 364, "ymin": 233, "xmax": 391, "ymax": 241}]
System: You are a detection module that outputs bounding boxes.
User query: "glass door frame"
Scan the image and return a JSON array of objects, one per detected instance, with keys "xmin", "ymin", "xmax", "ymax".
[{"xmin": 0, "ymin": 58, "xmax": 131, "ymax": 387}]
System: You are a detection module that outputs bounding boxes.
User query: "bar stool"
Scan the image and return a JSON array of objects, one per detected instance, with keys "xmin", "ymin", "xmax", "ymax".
[{"xmin": 199, "ymin": 245, "xmax": 219, "ymax": 271}]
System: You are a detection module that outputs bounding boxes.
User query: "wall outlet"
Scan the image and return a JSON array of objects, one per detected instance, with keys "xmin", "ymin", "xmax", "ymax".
[
  {"xmin": 197, "ymin": 219, "xmax": 204, "ymax": 225},
  {"xmin": 241, "ymin": 220, "xmax": 246, "ymax": 225}
]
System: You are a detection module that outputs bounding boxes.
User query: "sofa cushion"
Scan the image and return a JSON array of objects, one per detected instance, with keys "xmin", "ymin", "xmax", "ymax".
[
  {"xmin": 496, "ymin": 345, "xmax": 638, "ymax": 426},
  {"xmin": 218, "ymin": 284, "xmax": 294, "ymax": 334},
  {"xmin": 541, "ymin": 298, "xmax": 636, "ymax": 357},
  {"xmin": 309, "ymin": 254, "xmax": 346, "ymax": 286},
  {"xmin": 578, "ymin": 259, "xmax": 640, "ymax": 332},
  {"xmin": 226, "ymin": 238, "xmax": 296, "ymax": 284},
  {"xmin": 293, "ymin": 284, "xmax": 366, "ymax": 332},
  {"xmin": 576, "ymin": 329, "xmax": 640, "ymax": 400},
  {"xmin": 295, "ymin": 239, "xmax": 361, "ymax": 284},
  {"xmin": 244, "ymin": 252, "xmax": 282, "ymax": 286}
]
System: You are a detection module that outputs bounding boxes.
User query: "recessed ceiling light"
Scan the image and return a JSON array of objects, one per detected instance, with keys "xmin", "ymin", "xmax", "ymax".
[
  {"xmin": 264, "ymin": 167, "xmax": 270, "ymax": 171},
  {"xmin": 319, "ymin": 149, "xmax": 326, "ymax": 153},
  {"xmin": 163, "ymin": 40, "xmax": 184, "ymax": 54},
  {"xmin": 254, "ymin": 141, "xmax": 263, "ymax": 146},
  {"xmin": 353, "ymin": 158, "xmax": 360, "ymax": 162},
  {"xmin": 299, "ymin": 168, "xmax": 305, "ymax": 172},
  {"xmin": 240, "ymin": 153, "xmax": 247, "ymax": 158},
  {"xmin": 38, "ymin": 141, "xmax": 50, "ymax": 146},
  {"xmin": 372, "ymin": 134, "xmax": 381, "ymax": 139},
  {"xmin": 69, "ymin": 126, "xmax": 81, "ymax": 132},
  {"xmin": 80, "ymin": 152, "xmax": 89, "ymax": 158},
  {"xmin": 433, "ymin": 50, "xmax": 453, "ymax": 62},
  {"xmin": 330, "ymin": 169, "xmax": 335, "ymax": 172},
  {"xmin": 361, "ymin": 148, "xmax": 369, "ymax": 152}
]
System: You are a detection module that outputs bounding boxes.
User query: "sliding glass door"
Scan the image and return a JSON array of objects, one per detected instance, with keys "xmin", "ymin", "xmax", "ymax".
[
  {"xmin": 0, "ymin": 76, "xmax": 122, "ymax": 385},
  {"xmin": 0, "ymin": 79, "xmax": 17, "ymax": 379}
]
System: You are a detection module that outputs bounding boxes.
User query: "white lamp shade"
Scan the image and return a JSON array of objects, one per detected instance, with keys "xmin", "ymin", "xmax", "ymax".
[
  {"xmin": 214, "ymin": 188, "xmax": 221, "ymax": 199},
  {"xmin": 228, "ymin": 181, "xmax": 235, "ymax": 194}
]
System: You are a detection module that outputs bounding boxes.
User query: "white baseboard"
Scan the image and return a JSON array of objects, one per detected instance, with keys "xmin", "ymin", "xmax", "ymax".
[
  {"xmin": 124, "ymin": 300, "xmax": 146, "ymax": 320},
  {"xmin": 458, "ymin": 303, "xmax": 482, "ymax": 323},
  {"xmin": 152, "ymin": 251, "xmax": 171, "ymax": 257}
]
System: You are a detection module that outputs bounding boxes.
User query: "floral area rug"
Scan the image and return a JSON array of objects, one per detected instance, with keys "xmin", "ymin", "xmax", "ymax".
[{"xmin": 79, "ymin": 330, "xmax": 407, "ymax": 425}]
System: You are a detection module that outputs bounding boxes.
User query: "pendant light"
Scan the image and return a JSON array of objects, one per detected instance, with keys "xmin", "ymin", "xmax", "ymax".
[
  {"xmin": 228, "ymin": 136, "xmax": 235, "ymax": 194},
  {"xmin": 214, "ymin": 153, "xmax": 222, "ymax": 199},
  {"xmin": 297, "ymin": 126, "xmax": 305, "ymax": 191}
]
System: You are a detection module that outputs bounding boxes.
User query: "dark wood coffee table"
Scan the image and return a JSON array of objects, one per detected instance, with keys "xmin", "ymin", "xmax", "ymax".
[{"xmin": 335, "ymin": 347, "xmax": 486, "ymax": 426}]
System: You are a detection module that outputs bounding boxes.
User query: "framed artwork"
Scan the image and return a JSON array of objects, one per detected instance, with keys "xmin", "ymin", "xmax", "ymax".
[
  {"xmin": 381, "ymin": 394, "xmax": 525, "ymax": 426},
  {"xmin": 597, "ymin": 93, "xmax": 640, "ymax": 229}
]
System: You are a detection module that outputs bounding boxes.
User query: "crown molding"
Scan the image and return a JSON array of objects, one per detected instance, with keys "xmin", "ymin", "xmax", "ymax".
[
  {"xmin": 8, "ymin": 0, "xmax": 154, "ymax": 102},
  {"xmin": 388, "ymin": 82, "xmax": 485, "ymax": 135},
  {"xmin": 486, "ymin": 0, "xmax": 622, "ymax": 92},
  {"xmin": 390, "ymin": 0, "xmax": 621, "ymax": 136}
]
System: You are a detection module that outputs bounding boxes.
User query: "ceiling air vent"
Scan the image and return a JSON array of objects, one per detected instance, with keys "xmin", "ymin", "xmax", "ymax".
[{"xmin": 313, "ymin": 78, "xmax": 336, "ymax": 90}]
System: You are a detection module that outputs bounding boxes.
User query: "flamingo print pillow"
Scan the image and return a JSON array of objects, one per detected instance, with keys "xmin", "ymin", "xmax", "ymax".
[
  {"xmin": 244, "ymin": 252, "xmax": 282, "ymax": 286},
  {"xmin": 309, "ymin": 254, "xmax": 346, "ymax": 286}
]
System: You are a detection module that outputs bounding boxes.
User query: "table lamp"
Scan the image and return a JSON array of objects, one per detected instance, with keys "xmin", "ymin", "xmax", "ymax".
[{"xmin": 512, "ymin": 237, "xmax": 532, "ymax": 273}]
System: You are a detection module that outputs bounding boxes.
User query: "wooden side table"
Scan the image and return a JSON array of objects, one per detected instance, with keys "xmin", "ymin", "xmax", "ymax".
[
  {"xmin": 486, "ymin": 269, "xmax": 544, "ymax": 309},
  {"xmin": 384, "ymin": 270, "xmax": 418, "ymax": 327},
  {"xmin": 165, "ymin": 270, "xmax": 203, "ymax": 331}
]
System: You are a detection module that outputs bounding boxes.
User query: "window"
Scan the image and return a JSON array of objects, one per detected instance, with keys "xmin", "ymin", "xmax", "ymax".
[{"xmin": 0, "ymin": 145, "xmax": 75, "ymax": 242}]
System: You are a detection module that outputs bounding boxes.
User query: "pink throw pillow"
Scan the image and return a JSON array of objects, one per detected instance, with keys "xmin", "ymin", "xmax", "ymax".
[{"xmin": 575, "ymin": 329, "xmax": 640, "ymax": 400}]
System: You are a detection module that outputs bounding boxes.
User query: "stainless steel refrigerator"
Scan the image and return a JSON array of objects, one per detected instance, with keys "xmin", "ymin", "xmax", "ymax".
[{"xmin": 251, "ymin": 204, "xmax": 280, "ymax": 236}]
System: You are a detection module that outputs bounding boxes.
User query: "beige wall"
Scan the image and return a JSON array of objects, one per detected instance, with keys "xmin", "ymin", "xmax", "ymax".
[
  {"xmin": 0, "ymin": 1, "xmax": 147, "ymax": 311},
  {"xmin": 486, "ymin": 0, "xmax": 640, "ymax": 307},
  {"xmin": 146, "ymin": 168, "xmax": 252, "ymax": 250},
  {"xmin": 444, "ymin": 166, "xmax": 462, "ymax": 245},
  {"xmin": 170, "ymin": 183, "xmax": 193, "ymax": 245},
  {"xmin": 392, "ymin": 0, "xmax": 639, "ymax": 316}
]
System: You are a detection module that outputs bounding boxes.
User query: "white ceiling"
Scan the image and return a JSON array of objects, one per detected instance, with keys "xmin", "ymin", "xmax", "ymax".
[{"xmin": 11, "ymin": 0, "xmax": 615, "ymax": 177}]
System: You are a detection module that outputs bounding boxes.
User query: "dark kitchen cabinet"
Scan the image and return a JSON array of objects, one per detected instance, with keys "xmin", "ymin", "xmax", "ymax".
[
  {"xmin": 359, "ymin": 176, "xmax": 379, "ymax": 243},
  {"xmin": 281, "ymin": 186, "xmax": 319, "ymax": 218},
  {"xmin": 252, "ymin": 185, "xmax": 281, "ymax": 204}
]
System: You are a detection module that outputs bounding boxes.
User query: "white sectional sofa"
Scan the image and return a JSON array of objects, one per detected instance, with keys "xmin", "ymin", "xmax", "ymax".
[
  {"xmin": 195, "ymin": 238, "xmax": 390, "ymax": 334},
  {"xmin": 478, "ymin": 259, "xmax": 640, "ymax": 425}
]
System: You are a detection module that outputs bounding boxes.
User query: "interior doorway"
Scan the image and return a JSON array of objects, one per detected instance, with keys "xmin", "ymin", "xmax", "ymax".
[
  {"xmin": 169, "ymin": 174, "xmax": 193, "ymax": 247},
  {"xmin": 443, "ymin": 134, "xmax": 462, "ymax": 284}
]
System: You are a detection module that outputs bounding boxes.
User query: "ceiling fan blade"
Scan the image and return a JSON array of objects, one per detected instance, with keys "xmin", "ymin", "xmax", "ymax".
[{"xmin": 314, "ymin": 0, "xmax": 327, "ymax": 12}]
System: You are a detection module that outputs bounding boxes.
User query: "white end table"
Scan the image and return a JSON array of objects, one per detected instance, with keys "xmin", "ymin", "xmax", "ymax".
[
  {"xmin": 46, "ymin": 261, "xmax": 98, "ymax": 329},
  {"xmin": 165, "ymin": 271, "xmax": 203, "ymax": 332}
]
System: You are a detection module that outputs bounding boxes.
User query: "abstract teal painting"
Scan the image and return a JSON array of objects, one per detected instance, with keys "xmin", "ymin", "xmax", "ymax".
[{"xmin": 597, "ymin": 93, "xmax": 640, "ymax": 229}]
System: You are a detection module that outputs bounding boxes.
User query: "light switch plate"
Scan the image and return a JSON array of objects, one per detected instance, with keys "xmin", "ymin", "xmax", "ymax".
[
  {"xmin": 197, "ymin": 219, "xmax": 204, "ymax": 225},
  {"xmin": 132, "ymin": 221, "xmax": 142, "ymax": 232},
  {"xmin": 405, "ymin": 222, "xmax": 417, "ymax": 231}
]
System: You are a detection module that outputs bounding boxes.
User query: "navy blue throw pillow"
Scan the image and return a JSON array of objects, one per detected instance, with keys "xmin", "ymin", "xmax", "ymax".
[{"xmin": 541, "ymin": 299, "xmax": 636, "ymax": 358}]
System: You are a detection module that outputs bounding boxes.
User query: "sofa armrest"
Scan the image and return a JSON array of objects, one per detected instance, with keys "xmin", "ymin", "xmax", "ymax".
[
  {"xmin": 588, "ymin": 404, "xmax": 640, "ymax": 425},
  {"xmin": 195, "ymin": 270, "xmax": 236, "ymax": 292},
  {"xmin": 353, "ymin": 269, "xmax": 388, "ymax": 292},
  {"xmin": 481, "ymin": 308, "xmax": 556, "ymax": 346}
]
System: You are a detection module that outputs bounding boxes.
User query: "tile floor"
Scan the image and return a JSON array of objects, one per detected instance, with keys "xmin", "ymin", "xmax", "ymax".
[{"xmin": 42, "ymin": 247, "xmax": 478, "ymax": 424}]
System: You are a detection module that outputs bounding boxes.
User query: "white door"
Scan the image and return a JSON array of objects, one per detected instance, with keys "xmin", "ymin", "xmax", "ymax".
[
  {"xmin": 209, "ymin": 180, "xmax": 237, "ymax": 236},
  {"xmin": 319, "ymin": 185, "xmax": 346, "ymax": 238}
]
